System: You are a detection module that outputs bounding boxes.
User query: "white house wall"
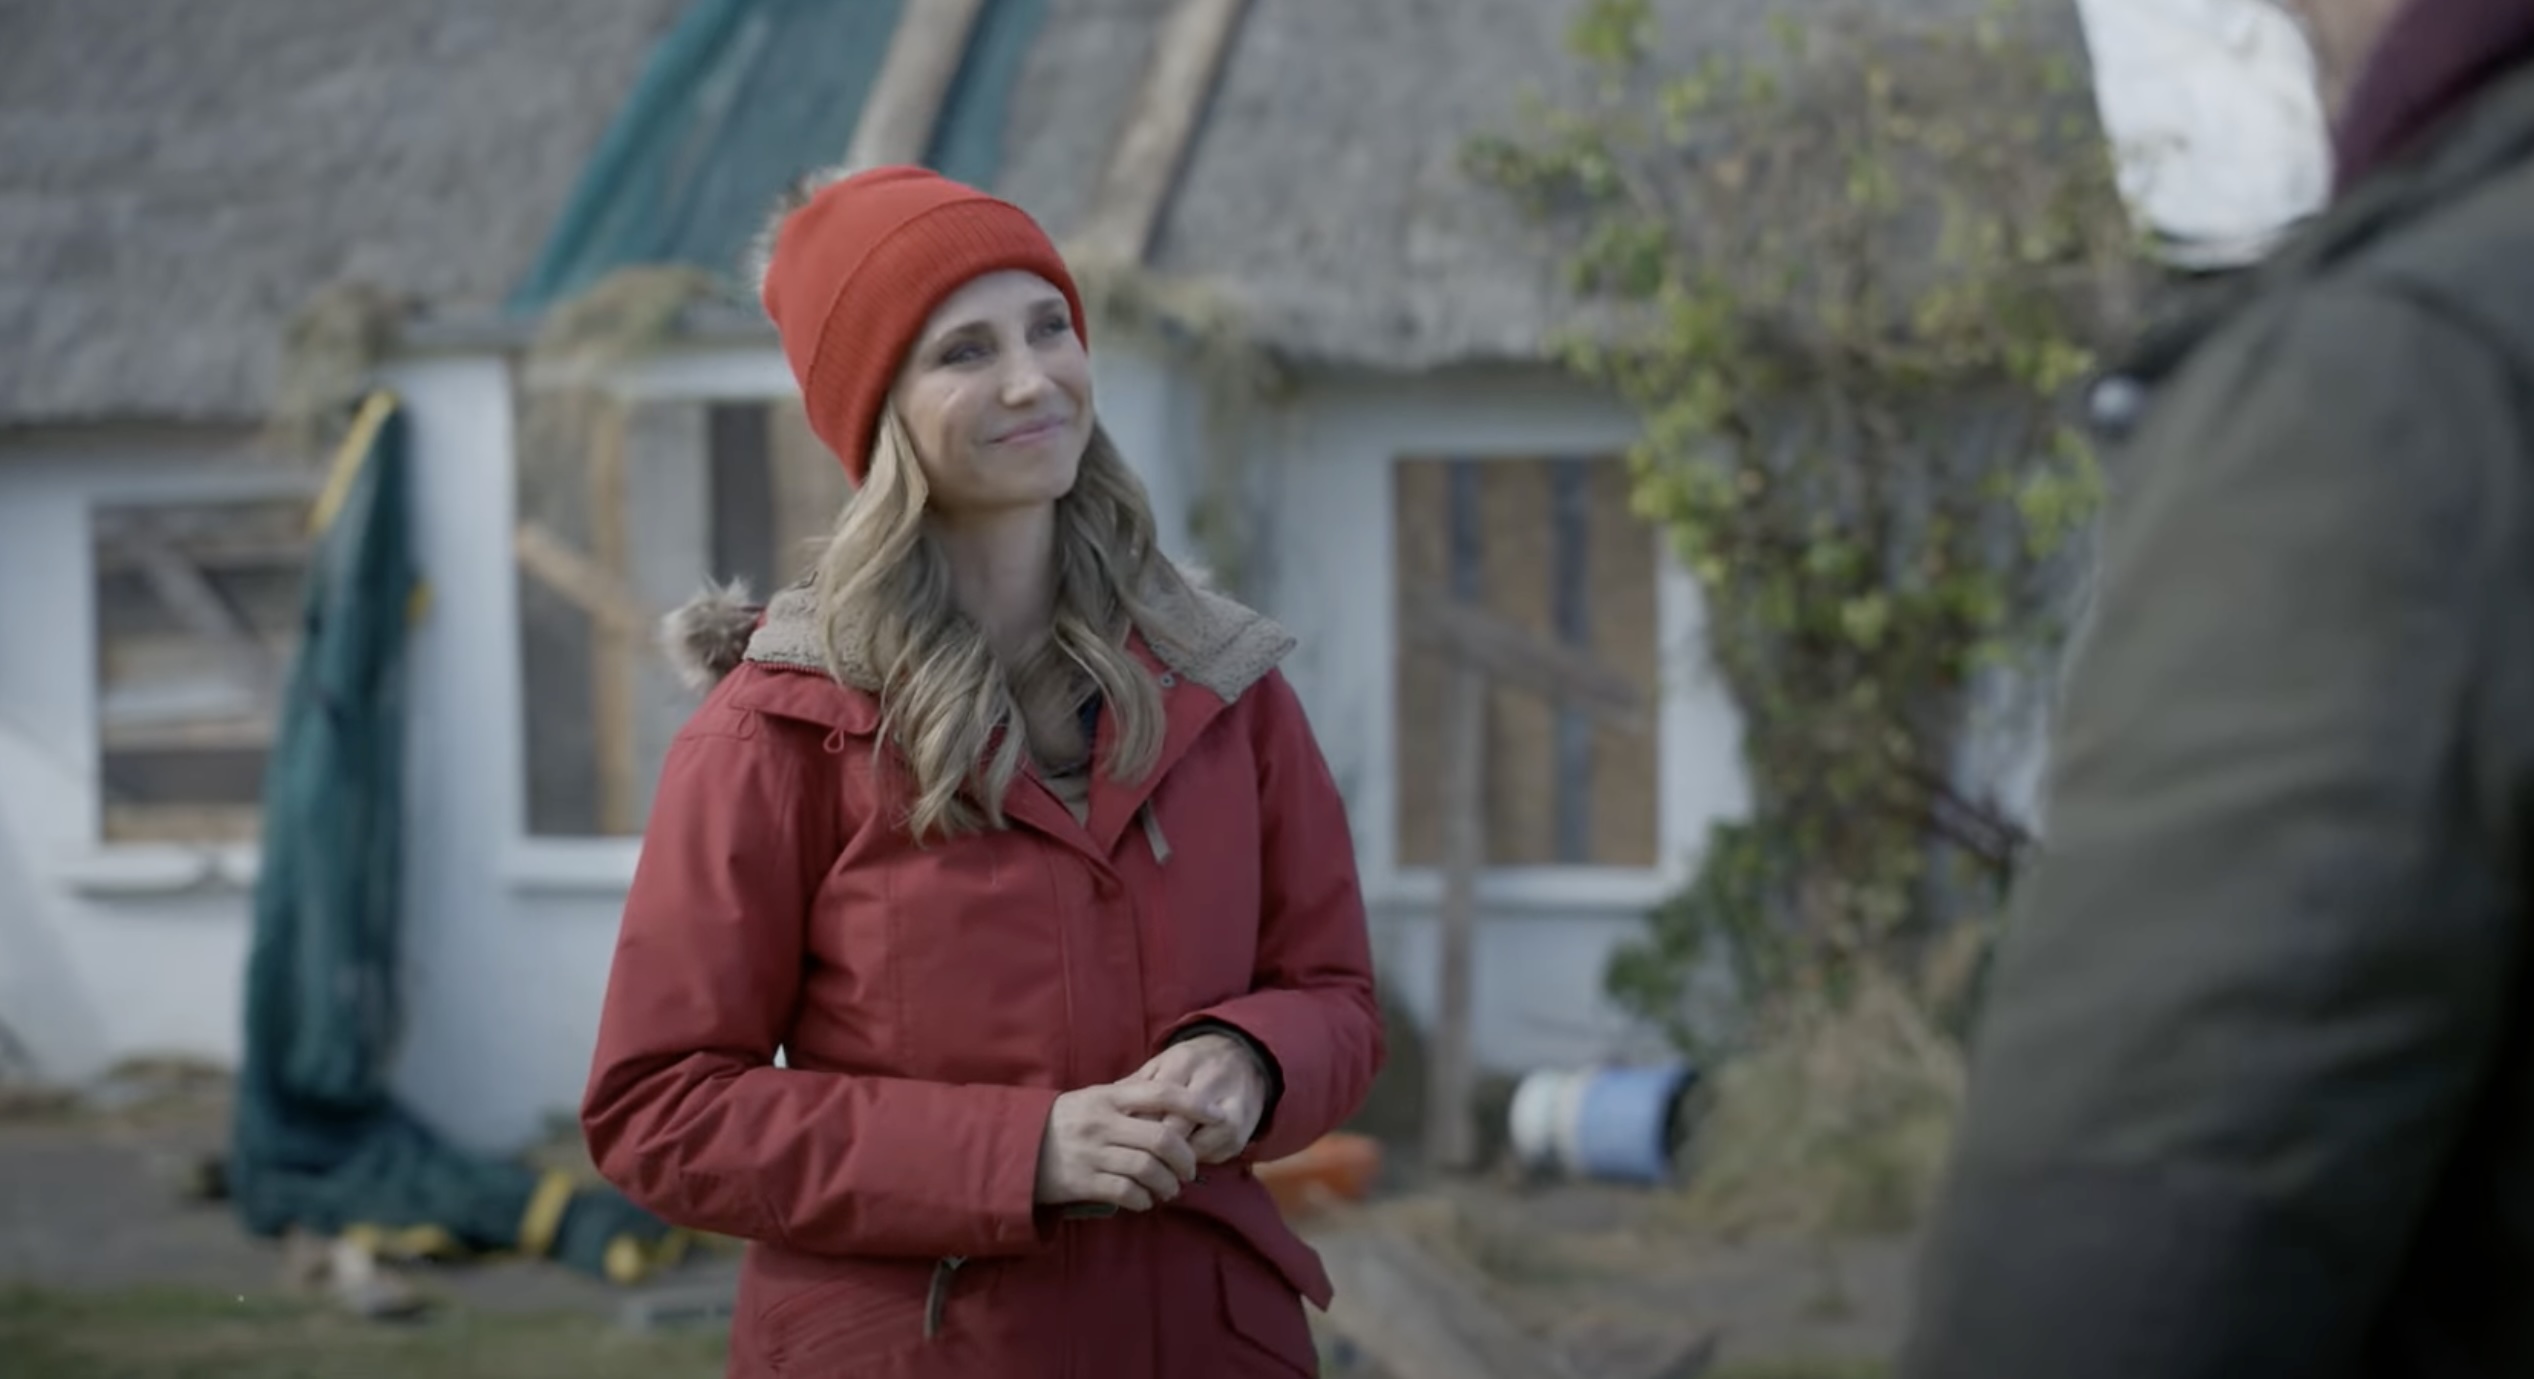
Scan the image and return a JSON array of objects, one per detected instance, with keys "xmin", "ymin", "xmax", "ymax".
[
  {"xmin": 1089, "ymin": 338, "xmax": 1201, "ymax": 558},
  {"xmin": 380, "ymin": 353, "xmax": 639, "ymax": 1154},
  {"xmin": 0, "ymin": 358, "xmax": 642, "ymax": 1153},
  {"xmin": 0, "ymin": 338, "xmax": 2052, "ymax": 1151},
  {"xmin": 0, "ymin": 431, "xmax": 303, "ymax": 1086}
]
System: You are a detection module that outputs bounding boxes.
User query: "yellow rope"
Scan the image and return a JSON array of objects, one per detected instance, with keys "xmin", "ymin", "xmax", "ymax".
[
  {"xmin": 338, "ymin": 1221, "xmax": 463, "ymax": 1262},
  {"xmin": 308, "ymin": 390, "xmax": 399, "ymax": 536},
  {"xmin": 516, "ymin": 1169, "xmax": 578, "ymax": 1259},
  {"xmin": 604, "ymin": 1228, "xmax": 693, "ymax": 1285}
]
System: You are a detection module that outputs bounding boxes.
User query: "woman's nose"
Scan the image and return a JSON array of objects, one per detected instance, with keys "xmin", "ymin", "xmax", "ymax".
[{"xmin": 999, "ymin": 352, "xmax": 1050, "ymax": 405}]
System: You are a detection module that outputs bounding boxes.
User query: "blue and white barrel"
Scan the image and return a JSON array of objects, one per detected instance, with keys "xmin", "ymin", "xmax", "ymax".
[{"xmin": 1506, "ymin": 1061, "xmax": 1698, "ymax": 1185}]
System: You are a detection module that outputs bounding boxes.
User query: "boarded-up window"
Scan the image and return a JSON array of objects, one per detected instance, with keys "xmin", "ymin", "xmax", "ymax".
[
  {"xmin": 516, "ymin": 393, "xmax": 844, "ymax": 837},
  {"xmin": 1394, "ymin": 457, "xmax": 1660, "ymax": 868},
  {"xmin": 91, "ymin": 497, "xmax": 311, "ymax": 844}
]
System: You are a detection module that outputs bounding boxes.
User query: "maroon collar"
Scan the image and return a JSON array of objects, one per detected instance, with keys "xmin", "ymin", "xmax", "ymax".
[{"xmin": 2333, "ymin": 0, "xmax": 2534, "ymax": 194}]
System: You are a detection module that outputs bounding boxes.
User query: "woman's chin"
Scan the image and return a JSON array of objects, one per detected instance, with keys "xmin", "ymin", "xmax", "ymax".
[
  {"xmin": 955, "ymin": 463, "xmax": 1082, "ymax": 513},
  {"xmin": 999, "ymin": 436, "xmax": 1087, "ymax": 489}
]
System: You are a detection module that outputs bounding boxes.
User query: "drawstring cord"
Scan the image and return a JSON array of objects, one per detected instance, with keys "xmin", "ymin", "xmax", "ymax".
[{"xmin": 923, "ymin": 1256, "xmax": 966, "ymax": 1341}]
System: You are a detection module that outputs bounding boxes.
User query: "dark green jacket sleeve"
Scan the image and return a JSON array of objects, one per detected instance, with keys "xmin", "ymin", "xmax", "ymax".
[{"xmin": 1902, "ymin": 285, "xmax": 2529, "ymax": 1378}]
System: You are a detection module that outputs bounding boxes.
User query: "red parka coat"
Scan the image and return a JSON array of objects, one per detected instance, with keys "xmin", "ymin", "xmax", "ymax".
[{"xmin": 582, "ymin": 574, "xmax": 1385, "ymax": 1377}]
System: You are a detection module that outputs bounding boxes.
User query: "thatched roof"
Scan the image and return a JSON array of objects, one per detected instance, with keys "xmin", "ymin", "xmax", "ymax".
[
  {"xmin": 0, "ymin": 0, "xmax": 684, "ymax": 424},
  {"xmin": 1, "ymin": 0, "xmax": 2073, "ymax": 423},
  {"xmin": 1145, "ymin": 0, "xmax": 2050, "ymax": 371},
  {"xmin": 1145, "ymin": 0, "xmax": 1602, "ymax": 371}
]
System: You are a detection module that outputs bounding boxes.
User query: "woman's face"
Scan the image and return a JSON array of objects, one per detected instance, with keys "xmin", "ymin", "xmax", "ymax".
[{"xmin": 889, "ymin": 270, "xmax": 1093, "ymax": 517}]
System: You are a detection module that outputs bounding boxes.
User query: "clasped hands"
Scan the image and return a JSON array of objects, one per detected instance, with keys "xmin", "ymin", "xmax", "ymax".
[{"xmin": 1031, "ymin": 1032, "xmax": 1269, "ymax": 1213}]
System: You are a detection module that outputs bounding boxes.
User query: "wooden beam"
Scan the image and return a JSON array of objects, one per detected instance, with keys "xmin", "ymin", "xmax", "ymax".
[
  {"xmin": 95, "ymin": 532, "xmax": 314, "ymax": 573},
  {"xmin": 111, "ymin": 528, "xmax": 279, "ymax": 703},
  {"xmin": 99, "ymin": 715, "xmax": 276, "ymax": 753},
  {"xmin": 1402, "ymin": 585, "xmax": 1647, "ymax": 730},
  {"xmin": 585, "ymin": 404, "xmax": 639, "ymax": 837},
  {"xmin": 1072, "ymin": 0, "xmax": 1251, "ymax": 264},
  {"xmin": 512, "ymin": 522, "xmax": 656, "ymax": 635},
  {"xmin": 845, "ymin": 0, "xmax": 989, "ymax": 169},
  {"xmin": 1425, "ymin": 666, "xmax": 1486, "ymax": 1173},
  {"xmin": 101, "ymin": 802, "xmax": 263, "ymax": 847}
]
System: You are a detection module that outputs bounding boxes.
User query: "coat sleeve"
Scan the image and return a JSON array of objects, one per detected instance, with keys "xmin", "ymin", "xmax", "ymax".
[
  {"xmin": 1170, "ymin": 669, "xmax": 1386, "ymax": 1162},
  {"xmin": 580, "ymin": 694, "xmax": 1058, "ymax": 1260},
  {"xmin": 1902, "ymin": 286, "xmax": 2526, "ymax": 1376}
]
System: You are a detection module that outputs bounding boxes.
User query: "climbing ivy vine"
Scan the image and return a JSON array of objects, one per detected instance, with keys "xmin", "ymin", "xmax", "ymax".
[{"xmin": 1467, "ymin": 0, "xmax": 2150, "ymax": 1045}]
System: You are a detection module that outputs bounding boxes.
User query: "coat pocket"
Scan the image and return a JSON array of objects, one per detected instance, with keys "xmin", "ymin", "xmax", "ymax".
[
  {"xmin": 1217, "ymin": 1245, "xmax": 1318, "ymax": 1376},
  {"xmin": 758, "ymin": 1255, "xmax": 939, "ymax": 1374}
]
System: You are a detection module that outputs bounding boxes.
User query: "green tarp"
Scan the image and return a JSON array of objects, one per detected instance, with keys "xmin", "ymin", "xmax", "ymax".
[
  {"xmin": 508, "ymin": 0, "xmax": 1049, "ymax": 315},
  {"xmin": 229, "ymin": 392, "xmax": 683, "ymax": 1284}
]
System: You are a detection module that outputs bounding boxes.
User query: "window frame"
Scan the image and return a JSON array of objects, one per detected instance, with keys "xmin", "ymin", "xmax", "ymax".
[
  {"xmin": 501, "ymin": 346, "xmax": 804, "ymax": 888},
  {"xmin": 61, "ymin": 468, "xmax": 320, "ymax": 896},
  {"xmin": 1358, "ymin": 448, "xmax": 1729, "ymax": 917}
]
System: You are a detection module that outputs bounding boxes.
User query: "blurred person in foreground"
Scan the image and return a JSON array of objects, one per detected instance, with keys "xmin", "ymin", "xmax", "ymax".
[
  {"xmin": 579, "ymin": 165, "xmax": 1382, "ymax": 1376},
  {"xmin": 1903, "ymin": 0, "xmax": 2534, "ymax": 1374}
]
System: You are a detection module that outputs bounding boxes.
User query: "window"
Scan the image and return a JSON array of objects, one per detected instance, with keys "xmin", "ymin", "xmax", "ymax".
[
  {"xmin": 515, "ymin": 393, "xmax": 843, "ymax": 837},
  {"xmin": 1392, "ymin": 457, "xmax": 1660, "ymax": 868},
  {"xmin": 91, "ymin": 496, "xmax": 311, "ymax": 844}
]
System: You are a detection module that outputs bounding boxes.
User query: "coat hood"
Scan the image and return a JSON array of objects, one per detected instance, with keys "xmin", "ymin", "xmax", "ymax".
[{"xmin": 658, "ymin": 562, "xmax": 1298, "ymax": 706}]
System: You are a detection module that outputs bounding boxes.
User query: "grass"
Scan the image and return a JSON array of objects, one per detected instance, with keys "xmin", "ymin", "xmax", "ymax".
[
  {"xmin": 1675, "ymin": 974, "xmax": 1965, "ymax": 1238},
  {"xmin": 0, "ymin": 1286, "xmax": 727, "ymax": 1379}
]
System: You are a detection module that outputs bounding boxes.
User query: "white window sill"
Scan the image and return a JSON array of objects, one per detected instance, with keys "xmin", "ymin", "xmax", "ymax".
[
  {"xmin": 58, "ymin": 846, "xmax": 260, "ymax": 898},
  {"xmin": 502, "ymin": 838, "xmax": 642, "ymax": 897},
  {"xmin": 498, "ymin": 847, "xmax": 1681, "ymax": 913},
  {"xmin": 1366, "ymin": 866, "xmax": 1686, "ymax": 917}
]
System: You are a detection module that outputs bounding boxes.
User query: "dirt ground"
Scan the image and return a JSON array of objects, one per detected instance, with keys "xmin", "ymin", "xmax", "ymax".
[{"xmin": 0, "ymin": 1071, "xmax": 1912, "ymax": 1378}]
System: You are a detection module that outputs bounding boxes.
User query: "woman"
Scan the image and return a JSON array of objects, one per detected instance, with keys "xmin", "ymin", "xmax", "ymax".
[{"xmin": 581, "ymin": 164, "xmax": 1384, "ymax": 1378}]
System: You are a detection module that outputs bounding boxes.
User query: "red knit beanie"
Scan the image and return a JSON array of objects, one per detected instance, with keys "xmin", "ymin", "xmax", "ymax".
[{"xmin": 760, "ymin": 166, "xmax": 1089, "ymax": 483}]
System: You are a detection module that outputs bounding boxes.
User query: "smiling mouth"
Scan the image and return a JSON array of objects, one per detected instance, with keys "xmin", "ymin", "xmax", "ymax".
[{"xmin": 994, "ymin": 417, "xmax": 1069, "ymax": 444}]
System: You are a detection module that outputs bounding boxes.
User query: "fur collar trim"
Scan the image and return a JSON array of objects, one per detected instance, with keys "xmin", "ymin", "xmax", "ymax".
[{"xmin": 659, "ymin": 563, "xmax": 1295, "ymax": 704}]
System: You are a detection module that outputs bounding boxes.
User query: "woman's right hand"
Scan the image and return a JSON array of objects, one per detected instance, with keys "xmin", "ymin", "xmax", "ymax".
[{"xmin": 1034, "ymin": 1082, "xmax": 1220, "ymax": 1211}]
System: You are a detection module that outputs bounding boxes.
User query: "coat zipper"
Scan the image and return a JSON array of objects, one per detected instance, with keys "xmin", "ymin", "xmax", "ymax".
[{"xmin": 923, "ymin": 1256, "xmax": 965, "ymax": 1341}]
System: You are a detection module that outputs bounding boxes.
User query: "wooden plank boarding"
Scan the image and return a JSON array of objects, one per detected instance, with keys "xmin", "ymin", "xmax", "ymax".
[
  {"xmin": 1401, "ymin": 586, "xmax": 1647, "ymax": 731},
  {"xmin": 109, "ymin": 526, "xmax": 280, "ymax": 704}
]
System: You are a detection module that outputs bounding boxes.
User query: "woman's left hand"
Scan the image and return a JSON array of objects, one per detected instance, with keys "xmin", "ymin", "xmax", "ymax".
[{"xmin": 1132, "ymin": 1032, "xmax": 1269, "ymax": 1165}]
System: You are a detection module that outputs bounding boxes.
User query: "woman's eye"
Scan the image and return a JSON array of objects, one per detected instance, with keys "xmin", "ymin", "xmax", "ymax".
[
  {"xmin": 941, "ymin": 342, "xmax": 986, "ymax": 366},
  {"xmin": 1031, "ymin": 316, "xmax": 1070, "ymax": 342}
]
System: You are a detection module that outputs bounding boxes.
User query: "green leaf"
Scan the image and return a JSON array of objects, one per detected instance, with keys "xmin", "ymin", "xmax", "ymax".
[
  {"xmin": 1567, "ymin": 0, "xmax": 1654, "ymax": 69},
  {"xmin": 1661, "ymin": 75, "xmax": 1714, "ymax": 134},
  {"xmin": 1769, "ymin": 13, "xmax": 1808, "ymax": 57}
]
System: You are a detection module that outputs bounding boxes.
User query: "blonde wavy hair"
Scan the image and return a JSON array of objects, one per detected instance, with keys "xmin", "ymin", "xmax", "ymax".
[{"xmin": 813, "ymin": 407, "xmax": 1185, "ymax": 840}]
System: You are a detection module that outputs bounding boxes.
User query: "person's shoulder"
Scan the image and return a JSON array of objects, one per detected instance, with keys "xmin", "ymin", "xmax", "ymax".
[
  {"xmin": 1232, "ymin": 666, "xmax": 1325, "ymax": 755},
  {"xmin": 2149, "ymin": 268, "xmax": 2517, "ymax": 456},
  {"xmin": 1138, "ymin": 560, "xmax": 1297, "ymax": 705},
  {"xmin": 682, "ymin": 659, "xmax": 879, "ymax": 745},
  {"xmin": 2346, "ymin": 153, "xmax": 2534, "ymax": 375}
]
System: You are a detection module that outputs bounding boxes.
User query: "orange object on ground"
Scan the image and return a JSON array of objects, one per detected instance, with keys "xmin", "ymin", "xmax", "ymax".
[{"xmin": 1255, "ymin": 1132, "xmax": 1383, "ymax": 1217}]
